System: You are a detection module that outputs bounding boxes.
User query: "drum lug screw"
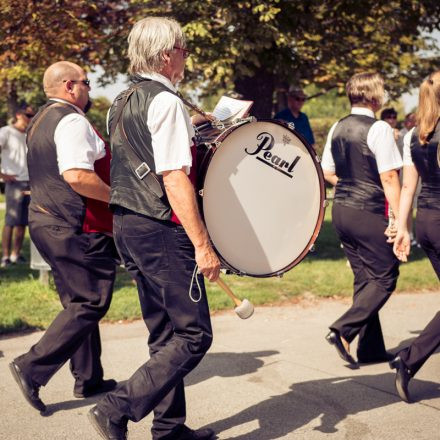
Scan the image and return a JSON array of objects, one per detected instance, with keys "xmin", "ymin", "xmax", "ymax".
[
  {"xmin": 323, "ymin": 200, "xmax": 329, "ymax": 208},
  {"xmin": 309, "ymin": 244, "xmax": 316, "ymax": 252},
  {"xmin": 198, "ymin": 189, "xmax": 204, "ymax": 197}
]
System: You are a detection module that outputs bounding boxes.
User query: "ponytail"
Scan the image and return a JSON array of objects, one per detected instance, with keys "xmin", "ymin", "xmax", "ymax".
[{"xmin": 417, "ymin": 73, "xmax": 440, "ymax": 144}]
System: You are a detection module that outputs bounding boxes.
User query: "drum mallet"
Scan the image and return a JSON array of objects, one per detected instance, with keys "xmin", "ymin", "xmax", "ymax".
[{"xmin": 216, "ymin": 277, "xmax": 254, "ymax": 319}]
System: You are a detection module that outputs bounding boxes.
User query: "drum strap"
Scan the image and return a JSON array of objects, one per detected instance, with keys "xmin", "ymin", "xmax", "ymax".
[{"xmin": 110, "ymin": 83, "xmax": 164, "ymax": 198}]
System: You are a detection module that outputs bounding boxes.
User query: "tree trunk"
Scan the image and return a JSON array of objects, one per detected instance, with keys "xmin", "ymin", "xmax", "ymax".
[
  {"xmin": 234, "ymin": 69, "xmax": 275, "ymax": 119},
  {"xmin": 7, "ymin": 80, "xmax": 19, "ymax": 118}
]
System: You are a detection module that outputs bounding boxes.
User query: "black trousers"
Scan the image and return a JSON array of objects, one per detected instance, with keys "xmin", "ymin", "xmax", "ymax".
[
  {"xmin": 97, "ymin": 209, "xmax": 213, "ymax": 440},
  {"xmin": 15, "ymin": 213, "xmax": 117, "ymax": 393},
  {"xmin": 399, "ymin": 208, "xmax": 440, "ymax": 375},
  {"xmin": 329, "ymin": 204, "xmax": 399, "ymax": 362}
]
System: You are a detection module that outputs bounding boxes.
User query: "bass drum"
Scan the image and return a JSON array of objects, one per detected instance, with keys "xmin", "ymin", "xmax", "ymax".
[{"xmin": 198, "ymin": 119, "xmax": 326, "ymax": 278}]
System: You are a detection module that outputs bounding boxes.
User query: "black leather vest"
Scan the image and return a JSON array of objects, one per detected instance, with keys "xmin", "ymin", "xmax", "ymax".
[
  {"xmin": 108, "ymin": 78, "xmax": 173, "ymax": 220},
  {"xmin": 26, "ymin": 101, "xmax": 86, "ymax": 228},
  {"xmin": 410, "ymin": 122, "xmax": 440, "ymax": 210},
  {"xmin": 332, "ymin": 114, "xmax": 385, "ymax": 214}
]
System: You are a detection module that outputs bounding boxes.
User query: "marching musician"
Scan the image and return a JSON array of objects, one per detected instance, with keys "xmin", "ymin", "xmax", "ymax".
[
  {"xmin": 10, "ymin": 61, "xmax": 118, "ymax": 411},
  {"xmin": 321, "ymin": 72, "xmax": 402, "ymax": 366},
  {"xmin": 88, "ymin": 17, "xmax": 220, "ymax": 440},
  {"xmin": 390, "ymin": 70, "xmax": 440, "ymax": 402}
]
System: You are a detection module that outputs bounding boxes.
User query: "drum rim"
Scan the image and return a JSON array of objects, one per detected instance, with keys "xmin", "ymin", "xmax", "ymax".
[{"xmin": 199, "ymin": 118, "xmax": 326, "ymax": 278}]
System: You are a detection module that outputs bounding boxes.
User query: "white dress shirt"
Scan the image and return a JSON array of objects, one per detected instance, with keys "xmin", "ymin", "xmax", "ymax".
[
  {"xmin": 51, "ymin": 99, "xmax": 105, "ymax": 175},
  {"xmin": 402, "ymin": 127, "xmax": 417, "ymax": 166},
  {"xmin": 139, "ymin": 72, "xmax": 195, "ymax": 175},
  {"xmin": 321, "ymin": 107, "xmax": 403, "ymax": 174}
]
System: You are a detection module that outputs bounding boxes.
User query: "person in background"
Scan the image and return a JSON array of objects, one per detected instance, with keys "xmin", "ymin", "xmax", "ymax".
[
  {"xmin": 380, "ymin": 107, "xmax": 400, "ymax": 142},
  {"xmin": 322, "ymin": 72, "xmax": 402, "ymax": 367},
  {"xmin": 275, "ymin": 86, "xmax": 315, "ymax": 147},
  {"xmin": 391, "ymin": 71, "xmax": 440, "ymax": 403},
  {"xmin": 0, "ymin": 105, "xmax": 35, "ymax": 267},
  {"xmin": 9, "ymin": 61, "xmax": 117, "ymax": 412}
]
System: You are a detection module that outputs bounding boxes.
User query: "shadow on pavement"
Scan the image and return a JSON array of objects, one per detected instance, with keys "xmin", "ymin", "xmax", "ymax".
[
  {"xmin": 207, "ymin": 373, "xmax": 440, "ymax": 439},
  {"xmin": 186, "ymin": 351, "xmax": 279, "ymax": 386},
  {"xmin": 42, "ymin": 380, "xmax": 128, "ymax": 416}
]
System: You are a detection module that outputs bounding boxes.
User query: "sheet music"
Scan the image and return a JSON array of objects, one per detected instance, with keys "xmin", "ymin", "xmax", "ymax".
[{"xmin": 212, "ymin": 96, "xmax": 253, "ymax": 122}]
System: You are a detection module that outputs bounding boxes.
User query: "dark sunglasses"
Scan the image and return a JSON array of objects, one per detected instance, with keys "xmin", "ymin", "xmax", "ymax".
[
  {"xmin": 63, "ymin": 79, "xmax": 91, "ymax": 87},
  {"xmin": 173, "ymin": 46, "xmax": 191, "ymax": 59},
  {"xmin": 24, "ymin": 112, "xmax": 35, "ymax": 118},
  {"xmin": 289, "ymin": 95, "xmax": 306, "ymax": 102}
]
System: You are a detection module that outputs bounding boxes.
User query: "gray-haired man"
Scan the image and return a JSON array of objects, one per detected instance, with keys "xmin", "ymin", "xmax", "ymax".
[{"xmin": 88, "ymin": 16, "xmax": 219, "ymax": 440}]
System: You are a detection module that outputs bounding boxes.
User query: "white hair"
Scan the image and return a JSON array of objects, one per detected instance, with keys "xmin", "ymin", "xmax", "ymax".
[{"xmin": 128, "ymin": 17, "xmax": 186, "ymax": 75}]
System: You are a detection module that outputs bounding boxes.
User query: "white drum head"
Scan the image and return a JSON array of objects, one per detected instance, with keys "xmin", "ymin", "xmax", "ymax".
[{"xmin": 202, "ymin": 120, "xmax": 324, "ymax": 277}]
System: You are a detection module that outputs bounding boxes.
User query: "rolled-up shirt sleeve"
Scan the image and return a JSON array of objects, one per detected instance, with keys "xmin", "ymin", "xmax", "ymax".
[
  {"xmin": 367, "ymin": 120, "xmax": 403, "ymax": 173},
  {"xmin": 54, "ymin": 113, "xmax": 105, "ymax": 174},
  {"xmin": 147, "ymin": 91, "xmax": 195, "ymax": 175}
]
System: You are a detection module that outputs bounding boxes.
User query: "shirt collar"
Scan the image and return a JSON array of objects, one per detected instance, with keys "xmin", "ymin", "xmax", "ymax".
[
  {"xmin": 351, "ymin": 106, "xmax": 375, "ymax": 118},
  {"xmin": 49, "ymin": 98, "xmax": 84, "ymax": 116},
  {"xmin": 139, "ymin": 72, "xmax": 177, "ymax": 93}
]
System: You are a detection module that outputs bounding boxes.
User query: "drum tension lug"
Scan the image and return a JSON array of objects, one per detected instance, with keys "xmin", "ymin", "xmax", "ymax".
[
  {"xmin": 323, "ymin": 200, "xmax": 329, "ymax": 208},
  {"xmin": 198, "ymin": 189, "xmax": 204, "ymax": 197},
  {"xmin": 309, "ymin": 244, "xmax": 316, "ymax": 252}
]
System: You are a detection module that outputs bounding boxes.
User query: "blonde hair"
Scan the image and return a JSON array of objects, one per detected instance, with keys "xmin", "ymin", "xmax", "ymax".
[
  {"xmin": 128, "ymin": 17, "xmax": 186, "ymax": 75},
  {"xmin": 346, "ymin": 72, "xmax": 385, "ymax": 107},
  {"xmin": 416, "ymin": 71, "xmax": 440, "ymax": 144}
]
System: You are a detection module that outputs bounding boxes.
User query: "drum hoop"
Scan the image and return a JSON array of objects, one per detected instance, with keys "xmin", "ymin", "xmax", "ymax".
[{"xmin": 200, "ymin": 119, "xmax": 326, "ymax": 278}]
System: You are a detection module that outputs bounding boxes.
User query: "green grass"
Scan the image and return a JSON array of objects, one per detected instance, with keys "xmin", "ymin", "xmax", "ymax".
[{"xmin": 0, "ymin": 205, "xmax": 438, "ymax": 335}]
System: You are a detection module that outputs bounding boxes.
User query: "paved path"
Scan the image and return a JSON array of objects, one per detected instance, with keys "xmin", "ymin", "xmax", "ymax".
[{"xmin": 1, "ymin": 292, "xmax": 440, "ymax": 439}]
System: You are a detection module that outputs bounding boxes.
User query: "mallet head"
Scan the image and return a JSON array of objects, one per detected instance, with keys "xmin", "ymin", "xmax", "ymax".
[{"xmin": 234, "ymin": 298, "xmax": 254, "ymax": 319}]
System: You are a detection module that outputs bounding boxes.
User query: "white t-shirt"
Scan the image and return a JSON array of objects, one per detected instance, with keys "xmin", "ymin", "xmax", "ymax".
[
  {"xmin": 51, "ymin": 99, "xmax": 106, "ymax": 174},
  {"xmin": 0, "ymin": 125, "xmax": 29, "ymax": 181},
  {"xmin": 321, "ymin": 107, "xmax": 403, "ymax": 174},
  {"xmin": 402, "ymin": 127, "xmax": 416, "ymax": 166},
  {"xmin": 138, "ymin": 73, "xmax": 195, "ymax": 175}
]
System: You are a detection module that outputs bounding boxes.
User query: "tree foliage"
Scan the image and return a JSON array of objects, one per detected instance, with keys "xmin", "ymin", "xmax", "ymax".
[
  {"xmin": 1, "ymin": 0, "xmax": 440, "ymax": 119},
  {"xmin": 0, "ymin": 0, "xmax": 136, "ymax": 115},
  {"xmin": 133, "ymin": 0, "xmax": 440, "ymax": 116}
]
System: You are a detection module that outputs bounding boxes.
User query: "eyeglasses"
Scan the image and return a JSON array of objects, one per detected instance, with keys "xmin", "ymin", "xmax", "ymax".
[
  {"xmin": 173, "ymin": 46, "xmax": 191, "ymax": 59},
  {"xmin": 63, "ymin": 79, "xmax": 91, "ymax": 87}
]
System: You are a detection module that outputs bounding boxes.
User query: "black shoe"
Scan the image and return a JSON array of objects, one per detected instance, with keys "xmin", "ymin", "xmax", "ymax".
[
  {"xmin": 9, "ymin": 361, "xmax": 46, "ymax": 412},
  {"xmin": 74, "ymin": 379, "xmax": 117, "ymax": 398},
  {"xmin": 88, "ymin": 406, "xmax": 128, "ymax": 440},
  {"xmin": 325, "ymin": 331, "xmax": 358, "ymax": 366},
  {"xmin": 389, "ymin": 356, "xmax": 412, "ymax": 403},
  {"xmin": 176, "ymin": 425, "xmax": 216, "ymax": 440},
  {"xmin": 358, "ymin": 352, "xmax": 395, "ymax": 364}
]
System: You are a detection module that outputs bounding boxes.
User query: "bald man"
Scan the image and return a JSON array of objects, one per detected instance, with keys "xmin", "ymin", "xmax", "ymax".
[{"xmin": 9, "ymin": 61, "xmax": 118, "ymax": 412}]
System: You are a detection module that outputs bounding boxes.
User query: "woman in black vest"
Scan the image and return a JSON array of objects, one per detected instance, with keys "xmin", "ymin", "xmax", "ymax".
[
  {"xmin": 321, "ymin": 72, "xmax": 402, "ymax": 367},
  {"xmin": 390, "ymin": 71, "xmax": 440, "ymax": 402}
]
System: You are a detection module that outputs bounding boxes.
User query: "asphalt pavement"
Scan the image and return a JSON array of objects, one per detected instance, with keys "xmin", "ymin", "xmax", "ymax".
[{"xmin": 1, "ymin": 291, "xmax": 440, "ymax": 440}]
